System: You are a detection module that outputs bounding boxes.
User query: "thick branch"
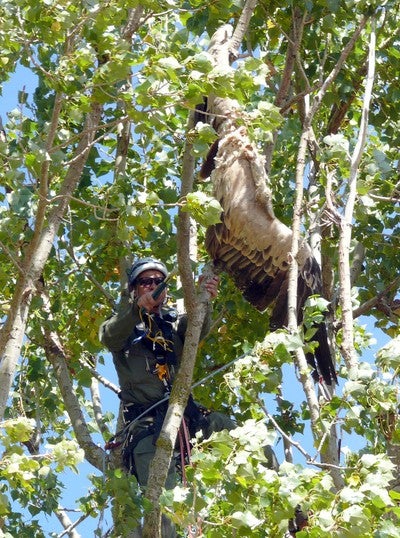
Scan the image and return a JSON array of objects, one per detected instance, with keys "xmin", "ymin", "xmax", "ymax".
[
  {"xmin": 351, "ymin": 276, "xmax": 400, "ymax": 322},
  {"xmin": 122, "ymin": 5, "xmax": 145, "ymax": 41},
  {"xmin": 309, "ymin": 15, "xmax": 368, "ymax": 119},
  {"xmin": 230, "ymin": 0, "xmax": 258, "ymax": 52},
  {"xmin": 288, "ymin": 124, "xmax": 326, "ymax": 453},
  {"xmin": 265, "ymin": 8, "xmax": 306, "ymax": 173},
  {"xmin": 39, "ymin": 285, "xmax": 106, "ymax": 470},
  {"xmin": 0, "ymin": 98, "xmax": 103, "ymax": 420},
  {"xmin": 55, "ymin": 508, "xmax": 83, "ymax": 538},
  {"xmin": 143, "ymin": 282, "xmax": 211, "ymax": 538},
  {"xmin": 276, "ymin": 7, "xmax": 306, "ymax": 109},
  {"xmin": 142, "ymin": 109, "xmax": 198, "ymax": 538}
]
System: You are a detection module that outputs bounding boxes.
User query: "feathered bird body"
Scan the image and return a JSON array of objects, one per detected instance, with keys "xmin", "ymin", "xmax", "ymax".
[
  {"xmin": 206, "ymin": 125, "xmax": 317, "ymax": 319},
  {"xmin": 204, "ymin": 123, "xmax": 337, "ymax": 385},
  {"xmin": 202, "ymin": 25, "xmax": 337, "ymax": 385}
]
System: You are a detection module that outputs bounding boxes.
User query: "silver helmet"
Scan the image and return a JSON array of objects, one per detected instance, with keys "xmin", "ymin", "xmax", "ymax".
[{"xmin": 127, "ymin": 257, "xmax": 168, "ymax": 286}]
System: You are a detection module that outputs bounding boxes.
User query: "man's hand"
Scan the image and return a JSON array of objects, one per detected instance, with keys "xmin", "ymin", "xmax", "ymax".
[
  {"xmin": 137, "ymin": 289, "xmax": 167, "ymax": 313},
  {"xmin": 199, "ymin": 275, "xmax": 220, "ymax": 299}
]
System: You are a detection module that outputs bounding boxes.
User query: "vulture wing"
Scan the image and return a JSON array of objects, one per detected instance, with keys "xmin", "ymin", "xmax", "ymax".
[
  {"xmin": 201, "ymin": 24, "xmax": 337, "ymax": 385},
  {"xmin": 204, "ymin": 126, "xmax": 337, "ymax": 385}
]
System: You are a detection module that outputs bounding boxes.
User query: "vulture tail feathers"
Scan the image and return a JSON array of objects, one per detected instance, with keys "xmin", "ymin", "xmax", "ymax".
[
  {"xmin": 200, "ymin": 138, "xmax": 219, "ymax": 179},
  {"xmin": 248, "ymin": 271, "xmax": 287, "ymax": 313},
  {"xmin": 206, "ymin": 221, "xmax": 337, "ymax": 385},
  {"xmin": 268, "ymin": 274, "xmax": 337, "ymax": 386},
  {"xmin": 307, "ymin": 323, "xmax": 338, "ymax": 386}
]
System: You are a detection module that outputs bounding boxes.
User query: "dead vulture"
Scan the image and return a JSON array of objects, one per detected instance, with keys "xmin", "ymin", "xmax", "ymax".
[
  {"xmin": 201, "ymin": 26, "xmax": 337, "ymax": 386},
  {"xmin": 203, "ymin": 125, "xmax": 337, "ymax": 385}
]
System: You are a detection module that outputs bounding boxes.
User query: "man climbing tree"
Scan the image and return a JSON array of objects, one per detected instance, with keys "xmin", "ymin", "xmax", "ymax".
[
  {"xmin": 100, "ymin": 256, "xmax": 279, "ymax": 535},
  {"xmin": 100, "ymin": 257, "xmax": 234, "ymax": 536},
  {"xmin": 0, "ymin": 1, "xmax": 399, "ymax": 537}
]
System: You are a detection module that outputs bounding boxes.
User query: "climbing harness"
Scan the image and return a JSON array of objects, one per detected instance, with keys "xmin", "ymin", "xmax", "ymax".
[{"xmin": 105, "ymin": 351, "xmax": 246, "ymax": 453}]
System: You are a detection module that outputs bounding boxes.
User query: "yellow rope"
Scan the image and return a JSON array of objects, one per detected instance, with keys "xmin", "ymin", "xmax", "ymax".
[
  {"xmin": 139, "ymin": 310, "xmax": 173, "ymax": 350},
  {"xmin": 139, "ymin": 309, "xmax": 174, "ymax": 382}
]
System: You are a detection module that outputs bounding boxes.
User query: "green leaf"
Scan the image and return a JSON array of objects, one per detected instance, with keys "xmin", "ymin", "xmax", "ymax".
[
  {"xmin": 157, "ymin": 56, "xmax": 183, "ymax": 71},
  {"xmin": 230, "ymin": 510, "xmax": 263, "ymax": 529},
  {"xmin": 47, "ymin": 440, "xmax": 84, "ymax": 472},
  {"xmin": 182, "ymin": 191, "xmax": 222, "ymax": 226},
  {"xmin": 1, "ymin": 417, "xmax": 36, "ymax": 443},
  {"xmin": 0, "ymin": 492, "xmax": 10, "ymax": 517},
  {"xmin": 376, "ymin": 336, "xmax": 400, "ymax": 372},
  {"xmin": 185, "ymin": 51, "xmax": 213, "ymax": 73},
  {"xmin": 322, "ymin": 133, "xmax": 350, "ymax": 160},
  {"xmin": 340, "ymin": 504, "xmax": 370, "ymax": 528}
]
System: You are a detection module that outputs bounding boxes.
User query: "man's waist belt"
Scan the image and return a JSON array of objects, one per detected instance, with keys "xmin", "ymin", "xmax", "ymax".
[
  {"xmin": 123, "ymin": 396, "xmax": 212, "ymax": 437},
  {"xmin": 123, "ymin": 402, "xmax": 160, "ymax": 423}
]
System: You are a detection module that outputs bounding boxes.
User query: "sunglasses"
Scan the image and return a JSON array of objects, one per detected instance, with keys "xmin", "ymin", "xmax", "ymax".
[{"xmin": 137, "ymin": 277, "xmax": 165, "ymax": 288}]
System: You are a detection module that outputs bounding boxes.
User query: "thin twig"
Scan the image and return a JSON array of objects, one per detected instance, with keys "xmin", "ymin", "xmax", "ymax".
[
  {"xmin": 335, "ymin": 275, "xmax": 400, "ymax": 328},
  {"xmin": 56, "ymin": 510, "xmax": 88, "ymax": 538},
  {"xmin": 258, "ymin": 399, "xmax": 311, "ymax": 460},
  {"xmin": 85, "ymin": 364, "xmax": 120, "ymax": 395},
  {"xmin": 66, "ymin": 242, "xmax": 116, "ymax": 307},
  {"xmin": 0, "ymin": 240, "xmax": 25, "ymax": 275},
  {"xmin": 90, "ymin": 377, "xmax": 112, "ymax": 439}
]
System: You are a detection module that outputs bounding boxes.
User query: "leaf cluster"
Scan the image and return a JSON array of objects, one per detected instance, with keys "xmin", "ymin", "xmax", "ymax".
[{"xmin": 1, "ymin": 0, "xmax": 400, "ymax": 535}]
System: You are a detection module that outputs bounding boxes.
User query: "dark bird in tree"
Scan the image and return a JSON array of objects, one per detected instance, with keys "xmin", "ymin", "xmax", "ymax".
[{"xmin": 201, "ymin": 26, "xmax": 337, "ymax": 386}]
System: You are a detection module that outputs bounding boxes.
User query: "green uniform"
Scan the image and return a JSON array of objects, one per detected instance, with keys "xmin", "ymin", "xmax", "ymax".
[
  {"xmin": 99, "ymin": 295, "xmax": 234, "ymax": 482},
  {"xmin": 99, "ymin": 294, "xmax": 191, "ymax": 406}
]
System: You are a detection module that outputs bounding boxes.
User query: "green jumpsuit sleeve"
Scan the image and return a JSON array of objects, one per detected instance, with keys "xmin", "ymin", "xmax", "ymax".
[
  {"xmin": 99, "ymin": 295, "xmax": 213, "ymax": 352},
  {"xmin": 99, "ymin": 294, "xmax": 142, "ymax": 352}
]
